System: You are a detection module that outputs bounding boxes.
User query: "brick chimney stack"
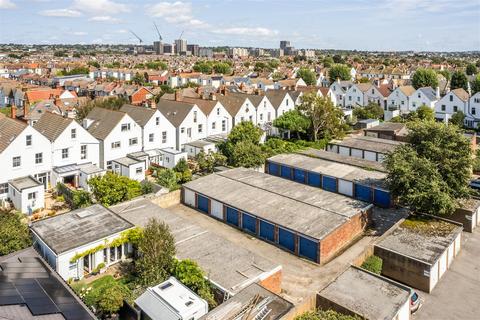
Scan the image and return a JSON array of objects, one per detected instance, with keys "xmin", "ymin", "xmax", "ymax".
[
  {"xmin": 175, "ymin": 90, "xmax": 183, "ymax": 102},
  {"xmin": 10, "ymin": 103, "xmax": 16, "ymax": 119}
]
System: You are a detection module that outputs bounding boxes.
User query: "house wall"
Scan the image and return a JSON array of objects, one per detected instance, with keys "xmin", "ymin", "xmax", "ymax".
[
  {"xmin": 256, "ymin": 96, "xmax": 276, "ymax": 130},
  {"xmin": 409, "ymin": 90, "xmax": 436, "ymax": 111},
  {"xmin": 8, "ymin": 184, "xmax": 44, "ymax": 214},
  {"xmin": 435, "ymin": 92, "xmax": 468, "ymax": 120},
  {"xmin": 345, "ymin": 85, "xmax": 364, "ymax": 107},
  {"xmin": 233, "ymin": 98, "xmax": 257, "ymax": 126},
  {"xmin": 205, "ymin": 102, "xmax": 232, "ymax": 136},
  {"xmin": 143, "ymin": 110, "xmax": 176, "ymax": 151},
  {"xmin": 386, "ymin": 89, "xmax": 409, "ymax": 112},
  {"xmin": 177, "ymin": 105, "xmax": 208, "ymax": 150}
]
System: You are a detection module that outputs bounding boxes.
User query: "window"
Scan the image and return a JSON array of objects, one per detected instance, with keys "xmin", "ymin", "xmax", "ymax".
[
  {"xmin": 121, "ymin": 123, "xmax": 131, "ymax": 131},
  {"xmin": 0, "ymin": 183, "xmax": 8, "ymax": 195},
  {"xmin": 418, "ymin": 94, "xmax": 421, "ymax": 98},
  {"xmin": 81, "ymin": 145, "xmax": 87, "ymax": 160},
  {"xmin": 136, "ymin": 167, "xmax": 142, "ymax": 174},
  {"xmin": 441, "ymin": 105, "xmax": 445, "ymax": 111},
  {"xmin": 106, "ymin": 161, "xmax": 112, "ymax": 170},
  {"xmin": 129, "ymin": 138, "xmax": 138, "ymax": 146},
  {"xmin": 249, "ymin": 115, "xmax": 253, "ymax": 122},
  {"xmin": 198, "ymin": 124, "xmax": 203, "ymax": 133},
  {"xmin": 71, "ymin": 128, "xmax": 76, "ymax": 139},
  {"xmin": 241, "ymin": 116, "xmax": 245, "ymax": 122},
  {"xmin": 217, "ymin": 108, "xmax": 220, "ymax": 115},
  {"xmin": 222, "ymin": 120, "xmax": 226, "ymax": 131},
  {"xmin": 212, "ymin": 122, "xmax": 216, "ymax": 129},
  {"xmin": 264, "ymin": 101, "xmax": 267, "ymax": 108},
  {"xmin": 453, "ymin": 106, "xmax": 458, "ymax": 112},
  {"xmin": 111, "ymin": 141, "xmax": 121, "ymax": 149},
  {"xmin": 181, "ymin": 127, "xmax": 185, "ymax": 134},
  {"xmin": 371, "ymin": 89, "xmax": 375, "ymax": 94},
  {"xmin": 348, "ymin": 96, "xmax": 352, "ymax": 101},
  {"xmin": 259, "ymin": 113, "xmax": 263, "ymax": 121},
  {"xmin": 450, "ymin": 95, "xmax": 453, "ymax": 102},
  {"xmin": 149, "ymin": 133, "xmax": 154, "ymax": 142},
  {"xmin": 162, "ymin": 131, "xmax": 167, "ymax": 143},
  {"xmin": 286, "ymin": 99, "xmax": 289, "ymax": 106},
  {"xmin": 69, "ymin": 261, "xmax": 77, "ymax": 271},
  {"xmin": 193, "ymin": 111, "xmax": 197, "ymax": 123},
  {"xmin": 267, "ymin": 112, "xmax": 271, "ymax": 121},
  {"xmin": 26, "ymin": 135, "xmax": 32, "ymax": 146},
  {"xmin": 155, "ymin": 117, "xmax": 160, "ymax": 125},
  {"xmin": 473, "ymin": 108, "xmax": 476, "ymax": 115},
  {"xmin": 62, "ymin": 148, "xmax": 69, "ymax": 159},
  {"xmin": 401, "ymin": 100, "xmax": 405, "ymax": 105},
  {"xmin": 187, "ymin": 128, "xmax": 191, "ymax": 138},
  {"xmin": 28, "ymin": 192, "xmax": 36, "ymax": 200},
  {"xmin": 35, "ymin": 153, "xmax": 43, "ymax": 164},
  {"xmin": 12, "ymin": 156, "xmax": 21, "ymax": 168}
]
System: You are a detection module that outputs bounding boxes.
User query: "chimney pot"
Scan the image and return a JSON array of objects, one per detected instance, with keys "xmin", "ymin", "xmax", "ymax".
[{"xmin": 10, "ymin": 104, "xmax": 16, "ymax": 119}]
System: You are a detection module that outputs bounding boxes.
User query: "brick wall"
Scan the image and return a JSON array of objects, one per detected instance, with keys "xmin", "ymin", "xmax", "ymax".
[{"xmin": 259, "ymin": 269, "xmax": 282, "ymax": 294}]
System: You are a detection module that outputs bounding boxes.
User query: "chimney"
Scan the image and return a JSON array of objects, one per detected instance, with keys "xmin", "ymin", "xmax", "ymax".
[
  {"xmin": 210, "ymin": 92, "xmax": 217, "ymax": 101},
  {"xmin": 10, "ymin": 104, "xmax": 16, "ymax": 119},
  {"xmin": 220, "ymin": 86, "xmax": 227, "ymax": 96},
  {"xmin": 436, "ymin": 87, "xmax": 440, "ymax": 99},
  {"xmin": 175, "ymin": 90, "xmax": 183, "ymax": 102},
  {"xmin": 150, "ymin": 99, "xmax": 156, "ymax": 109}
]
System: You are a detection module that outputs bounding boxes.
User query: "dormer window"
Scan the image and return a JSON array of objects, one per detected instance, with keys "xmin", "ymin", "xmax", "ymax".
[
  {"xmin": 71, "ymin": 128, "xmax": 76, "ymax": 139},
  {"xmin": 193, "ymin": 111, "xmax": 197, "ymax": 123}
]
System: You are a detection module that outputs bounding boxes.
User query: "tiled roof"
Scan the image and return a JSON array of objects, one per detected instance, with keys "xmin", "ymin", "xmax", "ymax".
[
  {"xmin": 33, "ymin": 112, "xmax": 73, "ymax": 142},
  {"xmin": 0, "ymin": 116, "xmax": 27, "ymax": 153},
  {"xmin": 120, "ymin": 104, "xmax": 156, "ymax": 127},
  {"xmin": 156, "ymin": 99, "xmax": 196, "ymax": 127},
  {"xmin": 451, "ymin": 88, "xmax": 469, "ymax": 102},
  {"xmin": 85, "ymin": 107, "xmax": 126, "ymax": 140}
]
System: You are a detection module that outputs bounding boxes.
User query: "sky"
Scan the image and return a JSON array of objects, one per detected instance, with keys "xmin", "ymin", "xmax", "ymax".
[{"xmin": 0, "ymin": 0, "xmax": 479, "ymax": 51}]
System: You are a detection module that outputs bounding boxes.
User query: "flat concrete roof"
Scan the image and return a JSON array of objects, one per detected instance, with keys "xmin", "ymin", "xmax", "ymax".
[
  {"xmin": 78, "ymin": 163, "xmax": 105, "ymax": 175},
  {"xmin": 268, "ymin": 153, "xmax": 387, "ymax": 189},
  {"xmin": 299, "ymin": 149, "xmax": 386, "ymax": 172},
  {"xmin": 319, "ymin": 267, "xmax": 410, "ymax": 320},
  {"xmin": 330, "ymin": 136, "xmax": 404, "ymax": 154},
  {"xmin": 113, "ymin": 156, "xmax": 143, "ymax": 166},
  {"xmin": 376, "ymin": 217, "xmax": 463, "ymax": 265},
  {"xmin": 184, "ymin": 168, "xmax": 370, "ymax": 240},
  {"xmin": 111, "ymin": 199, "xmax": 280, "ymax": 295},
  {"xmin": 8, "ymin": 176, "xmax": 42, "ymax": 191},
  {"xmin": 184, "ymin": 139, "xmax": 215, "ymax": 148},
  {"xmin": 31, "ymin": 204, "xmax": 134, "ymax": 254}
]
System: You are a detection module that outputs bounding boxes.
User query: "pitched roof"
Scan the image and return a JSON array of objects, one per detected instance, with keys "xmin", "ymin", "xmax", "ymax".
[
  {"xmin": 33, "ymin": 112, "xmax": 74, "ymax": 141},
  {"xmin": 418, "ymin": 87, "xmax": 437, "ymax": 101},
  {"xmin": 25, "ymin": 88, "xmax": 63, "ymax": 103},
  {"xmin": 156, "ymin": 99, "xmax": 196, "ymax": 127},
  {"xmin": 451, "ymin": 88, "xmax": 469, "ymax": 102},
  {"xmin": 120, "ymin": 104, "xmax": 156, "ymax": 127},
  {"xmin": 377, "ymin": 84, "xmax": 391, "ymax": 97},
  {"xmin": 217, "ymin": 93, "xmax": 251, "ymax": 117},
  {"xmin": 265, "ymin": 90, "xmax": 288, "ymax": 109},
  {"xmin": 0, "ymin": 116, "xmax": 27, "ymax": 153},
  {"xmin": 182, "ymin": 97, "xmax": 218, "ymax": 116},
  {"xmin": 85, "ymin": 107, "xmax": 126, "ymax": 140},
  {"xmin": 356, "ymin": 83, "xmax": 373, "ymax": 92},
  {"xmin": 398, "ymin": 85, "xmax": 416, "ymax": 97}
]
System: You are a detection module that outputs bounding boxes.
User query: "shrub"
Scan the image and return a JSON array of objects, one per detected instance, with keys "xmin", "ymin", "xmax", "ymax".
[
  {"xmin": 361, "ymin": 255, "xmax": 383, "ymax": 274},
  {"xmin": 141, "ymin": 181, "xmax": 154, "ymax": 194},
  {"xmin": 0, "ymin": 211, "xmax": 32, "ymax": 255},
  {"xmin": 295, "ymin": 310, "xmax": 361, "ymax": 320},
  {"xmin": 71, "ymin": 190, "xmax": 92, "ymax": 209},
  {"xmin": 156, "ymin": 168, "xmax": 179, "ymax": 190}
]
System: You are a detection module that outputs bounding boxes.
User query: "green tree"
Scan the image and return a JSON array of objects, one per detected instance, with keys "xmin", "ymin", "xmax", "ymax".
[
  {"xmin": 298, "ymin": 92, "xmax": 346, "ymax": 141},
  {"xmin": 136, "ymin": 218, "xmax": 176, "ymax": 287},
  {"xmin": 323, "ymin": 56, "xmax": 334, "ymax": 68},
  {"xmin": 450, "ymin": 71, "xmax": 468, "ymax": 91},
  {"xmin": 156, "ymin": 168, "xmax": 179, "ymax": 190},
  {"xmin": 273, "ymin": 109, "xmax": 311, "ymax": 138},
  {"xmin": 271, "ymin": 71, "xmax": 285, "ymax": 81},
  {"xmin": 415, "ymin": 104, "xmax": 435, "ymax": 121},
  {"xmin": 472, "ymin": 74, "xmax": 480, "ymax": 94},
  {"xmin": 268, "ymin": 59, "xmax": 280, "ymax": 69},
  {"xmin": 295, "ymin": 310, "xmax": 361, "ymax": 320},
  {"xmin": 412, "ymin": 68, "xmax": 439, "ymax": 89},
  {"xmin": 96, "ymin": 285, "xmax": 127, "ymax": 316},
  {"xmin": 195, "ymin": 151, "xmax": 227, "ymax": 173},
  {"xmin": 0, "ymin": 211, "xmax": 31, "ymax": 255},
  {"xmin": 450, "ymin": 111, "xmax": 465, "ymax": 127},
  {"xmin": 328, "ymin": 64, "xmax": 351, "ymax": 82},
  {"xmin": 171, "ymin": 259, "xmax": 216, "ymax": 308},
  {"xmin": 87, "ymin": 61, "xmax": 100, "ymax": 68},
  {"xmin": 296, "ymin": 67, "xmax": 317, "ymax": 85},
  {"xmin": 213, "ymin": 62, "xmax": 231, "ymax": 74},
  {"xmin": 227, "ymin": 121, "xmax": 263, "ymax": 145},
  {"xmin": 353, "ymin": 102, "xmax": 384, "ymax": 120},
  {"xmin": 76, "ymin": 97, "xmax": 128, "ymax": 121},
  {"xmin": 466, "ymin": 63, "xmax": 477, "ymax": 76},
  {"xmin": 87, "ymin": 172, "xmax": 142, "ymax": 206},
  {"xmin": 230, "ymin": 141, "xmax": 266, "ymax": 168}
]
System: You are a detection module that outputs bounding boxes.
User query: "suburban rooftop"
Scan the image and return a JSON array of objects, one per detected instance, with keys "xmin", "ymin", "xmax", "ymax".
[
  {"xmin": 299, "ymin": 148, "xmax": 386, "ymax": 172},
  {"xmin": 329, "ymin": 136, "xmax": 404, "ymax": 153}
]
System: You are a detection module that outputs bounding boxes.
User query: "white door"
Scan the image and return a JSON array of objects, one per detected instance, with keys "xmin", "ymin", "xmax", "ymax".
[
  {"xmin": 210, "ymin": 200, "xmax": 223, "ymax": 220},
  {"xmin": 184, "ymin": 189, "xmax": 195, "ymax": 207},
  {"xmin": 338, "ymin": 179, "xmax": 353, "ymax": 197}
]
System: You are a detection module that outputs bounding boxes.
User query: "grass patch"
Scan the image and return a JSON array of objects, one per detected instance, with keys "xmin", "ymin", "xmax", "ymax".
[
  {"xmin": 401, "ymin": 215, "xmax": 456, "ymax": 236},
  {"xmin": 361, "ymin": 255, "xmax": 383, "ymax": 274}
]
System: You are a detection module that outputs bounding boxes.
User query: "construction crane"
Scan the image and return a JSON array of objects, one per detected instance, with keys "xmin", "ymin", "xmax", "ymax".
[
  {"xmin": 129, "ymin": 30, "xmax": 143, "ymax": 44},
  {"xmin": 153, "ymin": 22, "xmax": 162, "ymax": 41},
  {"xmin": 178, "ymin": 30, "xmax": 184, "ymax": 39}
]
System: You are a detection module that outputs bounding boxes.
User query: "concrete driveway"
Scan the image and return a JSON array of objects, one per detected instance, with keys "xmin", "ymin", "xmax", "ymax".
[{"xmin": 414, "ymin": 228, "xmax": 480, "ymax": 320}]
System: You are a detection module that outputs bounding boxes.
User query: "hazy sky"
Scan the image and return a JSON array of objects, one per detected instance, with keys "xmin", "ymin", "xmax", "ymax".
[{"xmin": 1, "ymin": 0, "xmax": 479, "ymax": 51}]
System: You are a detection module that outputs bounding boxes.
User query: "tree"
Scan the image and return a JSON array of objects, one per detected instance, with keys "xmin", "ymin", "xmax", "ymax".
[
  {"xmin": 193, "ymin": 61, "xmax": 212, "ymax": 74},
  {"xmin": 196, "ymin": 151, "xmax": 227, "ymax": 173},
  {"xmin": 136, "ymin": 218, "xmax": 176, "ymax": 286},
  {"xmin": 353, "ymin": 102, "xmax": 384, "ymax": 120},
  {"xmin": 450, "ymin": 71, "xmax": 468, "ymax": 91},
  {"xmin": 0, "ymin": 211, "xmax": 31, "ymax": 255},
  {"xmin": 132, "ymin": 72, "xmax": 146, "ymax": 84},
  {"xmin": 230, "ymin": 141, "xmax": 266, "ymax": 168},
  {"xmin": 227, "ymin": 121, "xmax": 263, "ymax": 145},
  {"xmin": 412, "ymin": 68, "xmax": 439, "ymax": 89},
  {"xmin": 415, "ymin": 104, "xmax": 435, "ymax": 121},
  {"xmin": 213, "ymin": 62, "xmax": 231, "ymax": 74},
  {"xmin": 328, "ymin": 64, "xmax": 351, "ymax": 82},
  {"xmin": 298, "ymin": 92, "xmax": 347, "ymax": 141},
  {"xmin": 295, "ymin": 310, "xmax": 361, "ymax": 320},
  {"xmin": 273, "ymin": 109, "xmax": 311, "ymax": 138},
  {"xmin": 173, "ymin": 158, "xmax": 192, "ymax": 183},
  {"xmin": 323, "ymin": 56, "xmax": 334, "ymax": 68},
  {"xmin": 472, "ymin": 74, "xmax": 480, "ymax": 94},
  {"xmin": 156, "ymin": 168, "xmax": 179, "ymax": 190},
  {"xmin": 450, "ymin": 111, "xmax": 465, "ymax": 127},
  {"xmin": 296, "ymin": 67, "xmax": 316, "ymax": 85},
  {"xmin": 466, "ymin": 63, "xmax": 477, "ymax": 76},
  {"xmin": 96, "ymin": 285, "xmax": 127, "ymax": 316},
  {"xmin": 171, "ymin": 259, "xmax": 216, "ymax": 308},
  {"xmin": 332, "ymin": 54, "xmax": 344, "ymax": 64},
  {"xmin": 88, "ymin": 172, "xmax": 142, "ymax": 206},
  {"xmin": 75, "ymin": 97, "xmax": 128, "ymax": 121}
]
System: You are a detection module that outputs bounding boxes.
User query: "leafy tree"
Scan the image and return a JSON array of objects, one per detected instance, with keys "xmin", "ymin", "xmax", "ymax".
[
  {"xmin": 412, "ymin": 68, "xmax": 439, "ymax": 89},
  {"xmin": 230, "ymin": 141, "xmax": 266, "ymax": 168},
  {"xmin": 213, "ymin": 62, "xmax": 231, "ymax": 74},
  {"xmin": 323, "ymin": 56, "xmax": 334, "ymax": 68},
  {"xmin": 298, "ymin": 92, "xmax": 346, "ymax": 141},
  {"xmin": 353, "ymin": 102, "xmax": 384, "ymax": 120},
  {"xmin": 173, "ymin": 158, "xmax": 192, "ymax": 183},
  {"xmin": 450, "ymin": 71, "xmax": 468, "ymax": 91},
  {"xmin": 472, "ymin": 74, "xmax": 480, "ymax": 94},
  {"xmin": 156, "ymin": 168, "xmax": 179, "ymax": 190},
  {"xmin": 450, "ymin": 111, "xmax": 465, "ymax": 127},
  {"xmin": 132, "ymin": 72, "xmax": 146, "ymax": 84},
  {"xmin": 173, "ymin": 158, "xmax": 189, "ymax": 173},
  {"xmin": 0, "ymin": 211, "xmax": 31, "ymax": 255},
  {"xmin": 96, "ymin": 285, "xmax": 127, "ymax": 316},
  {"xmin": 328, "ymin": 64, "xmax": 351, "ymax": 82},
  {"xmin": 88, "ymin": 172, "xmax": 142, "ymax": 206},
  {"xmin": 87, "ymin": 61, "xmax": 100, "ymax": 68},
  {"xmin": 136, "ymin": 218, "xmax": 176, "ymax": 286},
  {"xmin": 358, "ymin": 77, "xmax": 370, "ymax": 83},
  {"xmin": 273, "ymin": 109, "xmax": 311, "ymax": 138},
  {"xmin": 268, "ymin": 59, "xmax": 280, "ymax": 69},
  {"xmin": 195, "ymin": 151, "xmax": 227, "ymax": 173},
  {"xmin": 171, "ymin": 259, "xmax": 216, "ymax": 308},
  {"xmin": 466, "ymin": 63, "xmax": 477, "ymax": 76},
  {"xmin": 415, "ymin": 104, "xmax": 435, "ymax": 121},
  {"xmin": 295, "ymin": 310, "xmax": 361, "ymax": 320},
  {"xmin": 271, "ymin": 71, "xmax": 285, "ymax": 81},
  {"xmin": 226, "ymin": 121, "xmax": 263, "ymax": 145},
  {"xmin": 296, "ymin": 67, "xmax": 316, "ymax": 85},
  {"xmin": 76, "ymin": 97, "xmax": 128, "ymax": 121},
  {"xmin": 332, "ymin": 54, "xmax": 344, "ymax": 64}
]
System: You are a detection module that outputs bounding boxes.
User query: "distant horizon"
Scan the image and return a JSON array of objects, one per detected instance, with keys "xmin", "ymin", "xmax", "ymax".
[{"xmin": 1, "ymin": 0, "xmax": 479, "ymax": 51}]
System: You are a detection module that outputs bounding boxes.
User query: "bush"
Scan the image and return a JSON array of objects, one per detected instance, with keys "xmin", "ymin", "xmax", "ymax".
[
  {"xmin": 71, "ymin": 190, "xmax": 92, "ymax": 209},
  {"xmin": 141, "ymin": 181, "xmax": 154, "ymax": 194},
  {"xmin": 0, "ymin": 211, "xmax": 31, "ymax": 255},
  {"xmin": 361, "ymin": 255, "xmax": 383, "ymax": 274},
  {"xmin": 156, "ymin": 168, "xmax": 179, "ymax": 190},
  {"xmin": 295, "ymin": 310, "xmax": 361, "ymax": 320},
  {"xmin": 87, "ymin": 172, "xmax": 142, "ymax": 207}
]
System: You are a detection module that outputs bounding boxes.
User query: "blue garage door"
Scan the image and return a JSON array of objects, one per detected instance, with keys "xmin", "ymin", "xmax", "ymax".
[
  {"xmin": 242, "ymin": 213, "xmax": 256, "ymax": 234},
  {"xmin": 226, "ymin": 207, "xmax": 239, "ymax": 226},
  {"xmin": 355, "ymin": 184, "xmax": 372, "ymax": 202},
  {"xmin": 322, "ymin": 176, "xmax": 337, "ymax": 192},
  {"xmin": 268, "ymin": 162, "xmax": 279, "ymax": 176},
  {"xmin": 197, "ymin": 195, "xmax": 209, "ymax": 214},
  {"xmin": 299, "ymin": 237, "xmax": 318, "ymax": 262},
  {"xmin": 259, "ymin": 221, "xmax": 275, "ymax": 242},
  {"xmin": 278, "ymin": 228, "xmax": 295, "ymax": 252},
  {"xmin": 307, "ymin": 172, "xmax": 321, "ymax": 188},
  {"xmin": 374, "ymin": 189, "xmax": 391, "ymax": 207},
  {"xmin": 281, "ymin": 165, "xmax": 292, "ymax": 179},
  {"xmin": 294, "ymin": 168, "xmax": 306, "ymax": 183}
]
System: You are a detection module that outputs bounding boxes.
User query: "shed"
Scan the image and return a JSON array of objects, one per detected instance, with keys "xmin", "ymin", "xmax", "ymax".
[
  {"xmin": 182, "ymin": 168, "xmax": 372, "ymax": 264},
  {"xmin": 183, "ymin": 139, "xmax": 217, "ymax": 158},
  {"xmin": 355, "ymin": 119, "xmax": 380, "ymax": 130},
  {"xmin": 317, "ymin": 266, "xmax": 411, "ymax": 320},
  {"xmin": 266, "ymin": 153, "xmax": 391, "ymax": 207},
  {"xmin": 364, "ymin": 122, "xmax": 409, "ymax": 141},
  {"xmin": 112, "ymin": 156, "xmax": 146, "ymax": 182},
  {"xmin": 374, "ymin": 216, "xmax": 463, "ymax": 292},
  {"xmin": 7, "ymin": 176, "xmax": 44, "ymax": 214},
  {"xmin": 327, "ymin": 136, "xmax": 404, "ymax": 162}
]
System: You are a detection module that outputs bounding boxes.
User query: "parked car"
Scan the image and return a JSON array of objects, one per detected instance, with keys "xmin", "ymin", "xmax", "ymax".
[
  {"xmin": 410, "ymin": 290, "xmax": 421, "ymax": 313},
  {"xmin": 469, "ymin": 178, "xmax": 480, "ymax": 190}
]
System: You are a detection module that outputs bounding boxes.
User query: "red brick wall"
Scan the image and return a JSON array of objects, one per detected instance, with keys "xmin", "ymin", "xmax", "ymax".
[
  {"xmin": 320, "ymin": 211, "xmax": 368, "ymax": 263},
  {"xmin": 259, "ymin": 269, "xmax": 282, "ymax": 294}
]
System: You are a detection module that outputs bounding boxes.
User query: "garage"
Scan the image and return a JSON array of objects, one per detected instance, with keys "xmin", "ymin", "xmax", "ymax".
[
  {"xmin": 351, "ymin": 148, "xmax": 363, "ymax": 158},
  {"xmin": 197, "ymin": 194, "xmax": 209, "ymax": 214},
  {"xmin": 226, "ymin": 207, "xmax": 239, "ymax": 227},
  {"xmin": 242, "ymin": 213, "xmax": 256, "ymax": 234},
  {"xmin": 278, "ymin": 228, "xmax": 295, "ymax": 252},
  {"xmin": 299, "ymin": 236, "xmax": 318, "ymax": 263},
  {"xmin": 183, "ymin": 189, "xmax": 195, "ymax": 207},
  {"xmin": 338, "ymin": 146, "xmax": 350, "ymax": 156},
  {"xmin": 259, "ymin": 220, "xmax": 275, "ymax": 242},
  {"xmin": 326, "ymin": 136, "xmax": 404, "ymax": 163},
  {"xmin": 374, "ymin": 189, "xmax": 391, "ymax": 207},
  {"xmin": 210, "ymin": 199, "xmax": 224, "ymax": 220},
  {"xmin": 354, "ymin": 184, "xmax": 372, "ymax": 202},
  {"xmin": 338, "ymin": 179, "xmax": 353, "ymax": 197},
  {"xmin": 268, "ymin": 162, "xmax": 279, "ymax": 176},
  {"xmin": 281, "ymin": 165, "xmax": 292, "ymax": 179},
  {"xmin": 307, "ymin": 172, "xmax": 321, "ymax": 187},
  {"xmin": 364, "ymin": 150, "xmax": 377, "ymax": 161},
  {"xmin": 322, "ymin": 175, "xmax": 337, "ymax": 192},
  {"xmin": 294, "ymin": 168, "xmax": 306, "ymax": 183}
]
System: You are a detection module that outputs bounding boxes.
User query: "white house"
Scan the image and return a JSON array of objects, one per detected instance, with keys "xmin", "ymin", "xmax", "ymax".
[
  {"xmin": 0, "ymin": 115, "xmax": 52, "ymax": 212},
  {"xmin": 253, "ymin": 95, "xmax": 276, "ymax": 132},
  {"xmin": 435, "ymin": 88, "xmax": 470, "ymax": 123},
  {"xmin": 329, "ymin": 80, "xmax": 353, "ymax": 107},
  {"xmin": 466, "ymin": 92, "xmax": 480, "ymax": 128},
  {"xmin": 112, "ymin": 156, "xmax": 146, "ymax": 182},
  {"xmin": 182, "ymin": 96, "xmax": 233, "ymax": 137},
  {"xmin": 345, "ymin": 83, "xmax": 385, "ymax": 108},
  {"xmin": 82, "ymin": 107, "xmax": 143, "ymax": 170},
  {"xmin": 266, "ymin": 90, "xmax": 295, "ymax": 118},
  {"xmin": 33, "ymin": 112, "xmax": 100, "ymax": 189},
  {"xmin": 409, "ymin": 87, "xmax": 438, "ymax": 112},
  {"xmin": 119, "ymin": 104, "xmax": 176, "ymax": 151},
  {"xmin": 135, "ymin": 277, "xmax": 208, "ymax": 320},
  {"xmin": 31, "ymin": 204, "xmax": 135, "ymax": 281},
  {"xmin": 218, "ymin": 92, "xmax": 257, "ymax": 126},
  {"xmin": 386, "ymin": 85, "xmax": 416, "ymax": 113}
]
